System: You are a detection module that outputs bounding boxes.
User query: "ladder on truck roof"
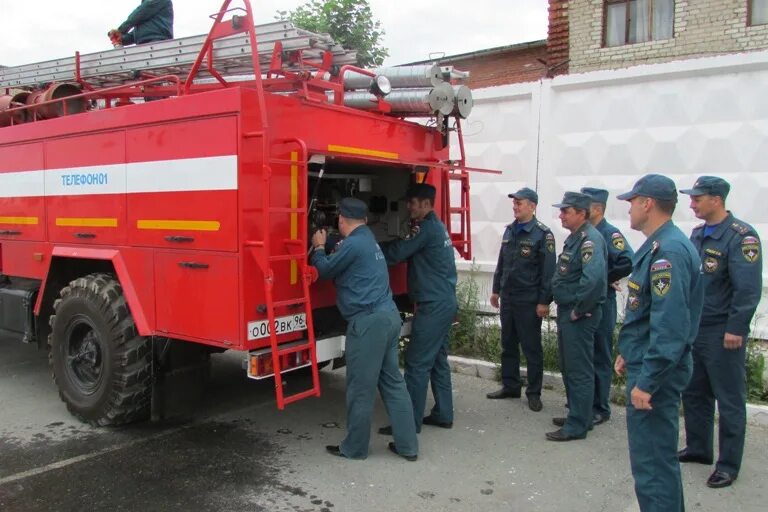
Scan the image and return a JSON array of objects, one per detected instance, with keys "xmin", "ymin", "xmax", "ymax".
[{"xmin": 0, "ymin": 21, "xmax": 357, "ymax": 89}]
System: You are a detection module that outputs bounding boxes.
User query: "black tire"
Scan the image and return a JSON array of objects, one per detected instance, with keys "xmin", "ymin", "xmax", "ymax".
[{"xmin": 48, "ymin": 273, "xmax": 151, "ymax": 426}]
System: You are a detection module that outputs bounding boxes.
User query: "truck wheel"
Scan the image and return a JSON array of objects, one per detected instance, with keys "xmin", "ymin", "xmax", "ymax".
[{"xmin": 49, "ymin": 273, "xmax": 151, "ymax": 426}]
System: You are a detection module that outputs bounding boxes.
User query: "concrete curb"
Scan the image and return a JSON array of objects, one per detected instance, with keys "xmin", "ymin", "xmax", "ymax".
[{"xmin": 448, "ymin": 355, "xmax": 768, "ymax": 428}]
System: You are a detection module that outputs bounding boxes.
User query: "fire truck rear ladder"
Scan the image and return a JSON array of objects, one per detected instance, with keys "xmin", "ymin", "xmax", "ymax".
[{"xmin": 249, "ymin": 138, "xmax": 321, "ymax": 409}]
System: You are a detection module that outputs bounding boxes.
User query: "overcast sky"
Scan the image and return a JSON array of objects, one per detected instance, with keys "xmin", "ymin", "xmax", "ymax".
[{"xmin": 0, "ymin": 0, "xmax": 548, "ymax": 67}]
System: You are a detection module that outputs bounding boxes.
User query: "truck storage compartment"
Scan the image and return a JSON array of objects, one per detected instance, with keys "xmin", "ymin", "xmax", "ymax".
[{"xmin": 0, "ymin": 277, "xmax": 39, "ymax": 343}]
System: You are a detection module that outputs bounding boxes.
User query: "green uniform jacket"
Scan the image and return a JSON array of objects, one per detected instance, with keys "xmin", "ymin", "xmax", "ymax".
[
  {"xmin": 691, "ymin": 213, "xmax": 762, "ymax": 335},
  {"xmin": 380, "ymin": 211, "xmax": 457, "ymax": 303},
  {"xmin": 310, "ymin": 225, "xmax": 396, "ymax": 321},
  {"xmin": 119, "ymin": 0, "xmax": 174, "ymax": 46},
  {"xmin": 552, "ymin": 221, "xmax": 608, "ymax": 316},
  {"xmin": 618, "ymin": 220, "xmax": 704, "ymax": 394}
]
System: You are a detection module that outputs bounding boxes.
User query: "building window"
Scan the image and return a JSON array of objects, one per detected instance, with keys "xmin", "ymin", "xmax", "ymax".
[
  {"xmin": 604, "ymin": 0, "xmax": 675, "ymax": 47},
  {"xmin": 751, "ymin": 0, "xmax": 768, "ymax": 26}
]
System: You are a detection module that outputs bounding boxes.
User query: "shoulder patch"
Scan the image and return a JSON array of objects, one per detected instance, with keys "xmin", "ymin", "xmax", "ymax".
[
  {"xmin": 650, "ymin": 259, "xmax": 672, "ymax": 272},
  {"xmin": 581, "ymin": 241, "xmax": 594, "ymax": 262},
  {"xmin": 731, "ymin": 222, "xmax": 749, "ymax": 235},
  {"xmin": 651, "ymin": 270, "xmax": 672, "ymax": 297},
  {"xmin": 545, "ymin": 232, "xmax": 555, "ymax": 253},
  {"xmin": 611, "ymin": 232, "xmax": 626, "ymax": 250},
  {"xmin": 741, "ymin": 236, "xmax": 760, "ymax": 263}
]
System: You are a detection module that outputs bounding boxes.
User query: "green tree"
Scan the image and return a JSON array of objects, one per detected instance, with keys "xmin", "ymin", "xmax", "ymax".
[{"xmin": 276, "ymin": 0, "xmax": 388, "ymax": 67}]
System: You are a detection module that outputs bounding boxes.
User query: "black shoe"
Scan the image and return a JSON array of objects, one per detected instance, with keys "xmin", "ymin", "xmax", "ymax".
[
  {"xmin": 528, "ymin": 396, "xmax": 543, "ymax": 412},
  {"xmin": 545, "ymin": 429, "xmax": 586, "ymax": 442},
  {"xmin": 378, "ymin": 425, "xmax": 393, "ymax": 436},
  {"xmin": 677, "ymin": 448, "xmax": 713, "ymax": 465},
  {"xmin": 422, "ymin": 416, "xmax": 453, "ymax": 429},
  {"xmin": 486, "ymin": 388, "xmax": 521, "ymax": 399},
  {"xmin": 592, "ymin": 414, "xmax": 609, "ymax": 426},
  {"xmin": 706, "ymin": 470, "xmax": 737, "ymax": 488},
  {"xmin": 326, "ymin": 445, "xmax": 346, "ymax": 458},
  {"xmin": 552, "ymin": 417, "xmax": 566, "ymax": 427},
  {"xmin": 388, "ymin": 442, "xmax": 417, "ymax": 461}
]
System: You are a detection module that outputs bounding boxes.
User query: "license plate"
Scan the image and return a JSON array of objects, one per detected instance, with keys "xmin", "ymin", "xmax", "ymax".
[{"xmin": 247, "ymin": 313, "xmax": 307, "ymax": 341}]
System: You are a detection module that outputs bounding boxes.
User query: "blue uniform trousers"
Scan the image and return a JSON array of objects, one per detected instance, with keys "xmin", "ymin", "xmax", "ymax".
[
  {"xmin": 340, "ymin": 309, "xmax": 418, "ymax": 459},
  {"xmin": 682, "ymin": 324, "xmax": 747, "ymax": 475},
  {"xmin": 557, "ymin": 307, "xmax": 601, "ymax": 437},
  {"xmin": 499, "ymin": 300, "xmax": 543, "ymax": 397},
  {"xmin": 626, "ymin": 357, "xmax": 691, "ymax": 512},
  {"xmin": 405, "ymin": 299, "xmax": 457, "ymax": 430},
  {"xmin": 593, "ymin": 292, "xmax": 617, "ymax": 418}
]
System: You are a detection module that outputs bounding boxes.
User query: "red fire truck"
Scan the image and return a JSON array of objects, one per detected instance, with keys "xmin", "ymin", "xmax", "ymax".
[{"xmin": 0, "ymin": 0, "xmax": 478, "ymax": 426}]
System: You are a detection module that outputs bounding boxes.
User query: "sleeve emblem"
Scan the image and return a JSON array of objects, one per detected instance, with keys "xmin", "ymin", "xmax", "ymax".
[
  {"xmin": 545, "ymin": 232, "xmax": 555, "ymax": 253},
  {"xmin": 742, "ymin": 236, "xmax": 760, "ymax": 263},
  {"xmin": 650, "ymin": 259, "xmax": 672, "ymax": 297},
  {"xmin": 611, "ymin": 232, "xmax": 625, "ymax": 250},
  {"xmin": 581, "ymin": 240, "xmax": 594, "ymax": 263}
]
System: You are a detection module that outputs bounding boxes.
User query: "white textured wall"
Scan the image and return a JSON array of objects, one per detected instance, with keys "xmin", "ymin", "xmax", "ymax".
[{"xmin": 456, "ymin": 49, "xmax": 768, "ymax": 337}]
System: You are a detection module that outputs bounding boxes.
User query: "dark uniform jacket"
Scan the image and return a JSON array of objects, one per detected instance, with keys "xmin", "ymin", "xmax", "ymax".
[
  {"xmin": 492, "ymin": 217, "xmax": 556, "ymax": 305},
  {"xmin": 691, "ymin": 213, "xmax": 762, "ymax": 335},
  {"xmin": 310, "ymin": 225, "xmax": 396, "ymax": 321},
  {"xmin": 619, "ymin": 220, "xmax": 704, "ymax": 394},
  {"xmin": 119, "ymin": 0, "xmax": 174, "ymax": 46},
  {"xmin": 552, "ymin": 221, "xmax": 607, "ymax": 316},
  {"xmin": 594, "ymin": 218, "xmax": 634, "ymax": 294},
  {"xmin": 380, "ymin": 211, "xmax": 457, "ymax": 304}
]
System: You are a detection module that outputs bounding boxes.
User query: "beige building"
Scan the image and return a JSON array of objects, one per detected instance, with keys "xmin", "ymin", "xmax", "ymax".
[{"xmin": 548, "ymin": 0, "xmax": 768, "ymax": 74}]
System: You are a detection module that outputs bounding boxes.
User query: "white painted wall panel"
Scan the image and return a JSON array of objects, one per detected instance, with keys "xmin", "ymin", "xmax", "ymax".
[{"xmin": 460, "ymin": 50, "xmax": 768, "ymax": 336}]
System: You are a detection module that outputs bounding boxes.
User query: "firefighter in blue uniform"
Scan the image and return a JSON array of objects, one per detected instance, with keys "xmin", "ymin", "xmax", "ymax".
[
  {"xmin": 548, "ymin": 192, "xmax": 607, "ymax": 441},
  {"xmin": 615, "ymin": 175, "xmax": 704, "ymax": 512},
  {"xmin": 581, "ymin": 187, "xmax": 634, "ymax": 425},
  {"xmin": 311, "ymin": 198, "xmax": 418, "ymax": 461},
  {"xmin": 376, "ymin": 184, "xmax": 458, "ymax": 434},
  {"xmin": 486, "ymin": 187, "xmax": 555, "ymax": 412},
  {"xmin": 678, "ymin": 176, "xmax": 763, "ymax": 488}
]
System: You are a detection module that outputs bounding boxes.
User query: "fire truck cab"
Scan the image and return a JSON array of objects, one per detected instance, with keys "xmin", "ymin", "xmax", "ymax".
[{"xmin": 0, "ymin": 0, "xmax": 476, "ymax": 426}]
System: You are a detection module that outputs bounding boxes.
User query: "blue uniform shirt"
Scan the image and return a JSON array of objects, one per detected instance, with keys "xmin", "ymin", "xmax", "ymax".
[
  {"xmin": 594, "ymin": 218, "xmax": 634, "ymax": 295},
  {"xmin": 310, "ymin": 225, "xmax": 396, "ymax": 321},
  {"xmin": 492, "ymin": 216, "xmax": 556, "ymax": 304},
  {"xmin": 551, "ymin": 221, "xmax": 607, "ymax": 315},
  {"xmin": 691, "ymin": 213, "xmax": 762, "ymax": 335},
  {"xmin": 619, "ymin": 220, "xmax": 704, "ymax": 394},
  {"xmin": 380, "ymin": 211, "xmax": 457, "ymax": 303}
]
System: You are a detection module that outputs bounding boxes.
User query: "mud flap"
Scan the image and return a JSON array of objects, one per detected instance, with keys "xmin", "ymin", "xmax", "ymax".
[{"xmin": 151, "ymin": 337, "xmax": 212, "ymax": 422}]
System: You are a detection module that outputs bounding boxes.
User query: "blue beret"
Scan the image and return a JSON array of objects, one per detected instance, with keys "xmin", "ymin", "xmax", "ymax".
[{"xmin": 338, "ymin": 197, "xmax": 368, "ymax": 220}]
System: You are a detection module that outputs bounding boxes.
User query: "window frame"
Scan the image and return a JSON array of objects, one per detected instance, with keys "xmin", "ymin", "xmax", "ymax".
[
  {"xmin": 748, "ymin": 0, "xmax": 768, "ymax": 26},
  {"xmin": 602, "ymin": 0, "xmax": 676, "ymax": 48}
]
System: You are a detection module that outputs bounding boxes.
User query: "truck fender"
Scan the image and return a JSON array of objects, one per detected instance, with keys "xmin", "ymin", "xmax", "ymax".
[{"xmin": 34, "ymin": 247, "xmax": 152, "ymax": 336}]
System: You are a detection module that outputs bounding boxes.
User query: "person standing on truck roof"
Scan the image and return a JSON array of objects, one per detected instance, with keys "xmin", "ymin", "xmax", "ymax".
[
  {"xmin": 615, "ymin": 174, "xmax": 703, "ymax": 511},
  {"xmin": 376, "ymin": 183, "xmax": 458, "ymax": 436},
  {"xmin": 678, "ymin": 176, "xmax": 762, "ymax": 489},
  {"xmin": 580, "ymin": 187, "xmax": 634, "ymax": 427},
  {"xmin": 486, "ymin": 187, "xmax": 555, "ymax": 413},
  {"xmin": 108, "ymin": 0, "xmax": 174, "ymax": 47},
  {"xmin": 310, "ymin": 197, "xmax": 418, "ymax": 461}
]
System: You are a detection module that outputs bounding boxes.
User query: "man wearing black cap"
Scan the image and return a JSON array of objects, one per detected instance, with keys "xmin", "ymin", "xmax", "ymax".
[
  {"xmin": 581, "ymin": 187, "xmax": 634, "ymax": 426},
  {"xmin": 678, "ymin": 176, "xmax": 762, "ymax": 489},
  {"xmin": 486, "ymin": 187, "xmax": 555, "ymax": 412},
  {"xmin": 548, "ymin": 192, "xmax": 607, "ymax": 441},
  {"xmin": 614, "ymin": 175, "xmax": 703, "ymax": 511},
  {"xmin": 376, "ymin": 183, "xmax": 458, "ymax": 435},
  {"xmin": 311, "ymin": 197, "xmax": 418, "ymax": 461}
]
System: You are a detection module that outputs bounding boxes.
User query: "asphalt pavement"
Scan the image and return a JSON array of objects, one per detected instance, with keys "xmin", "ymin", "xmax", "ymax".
[{"xmin": 1, "ymin": 338, "xmax": 766, "ymax": 512}]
